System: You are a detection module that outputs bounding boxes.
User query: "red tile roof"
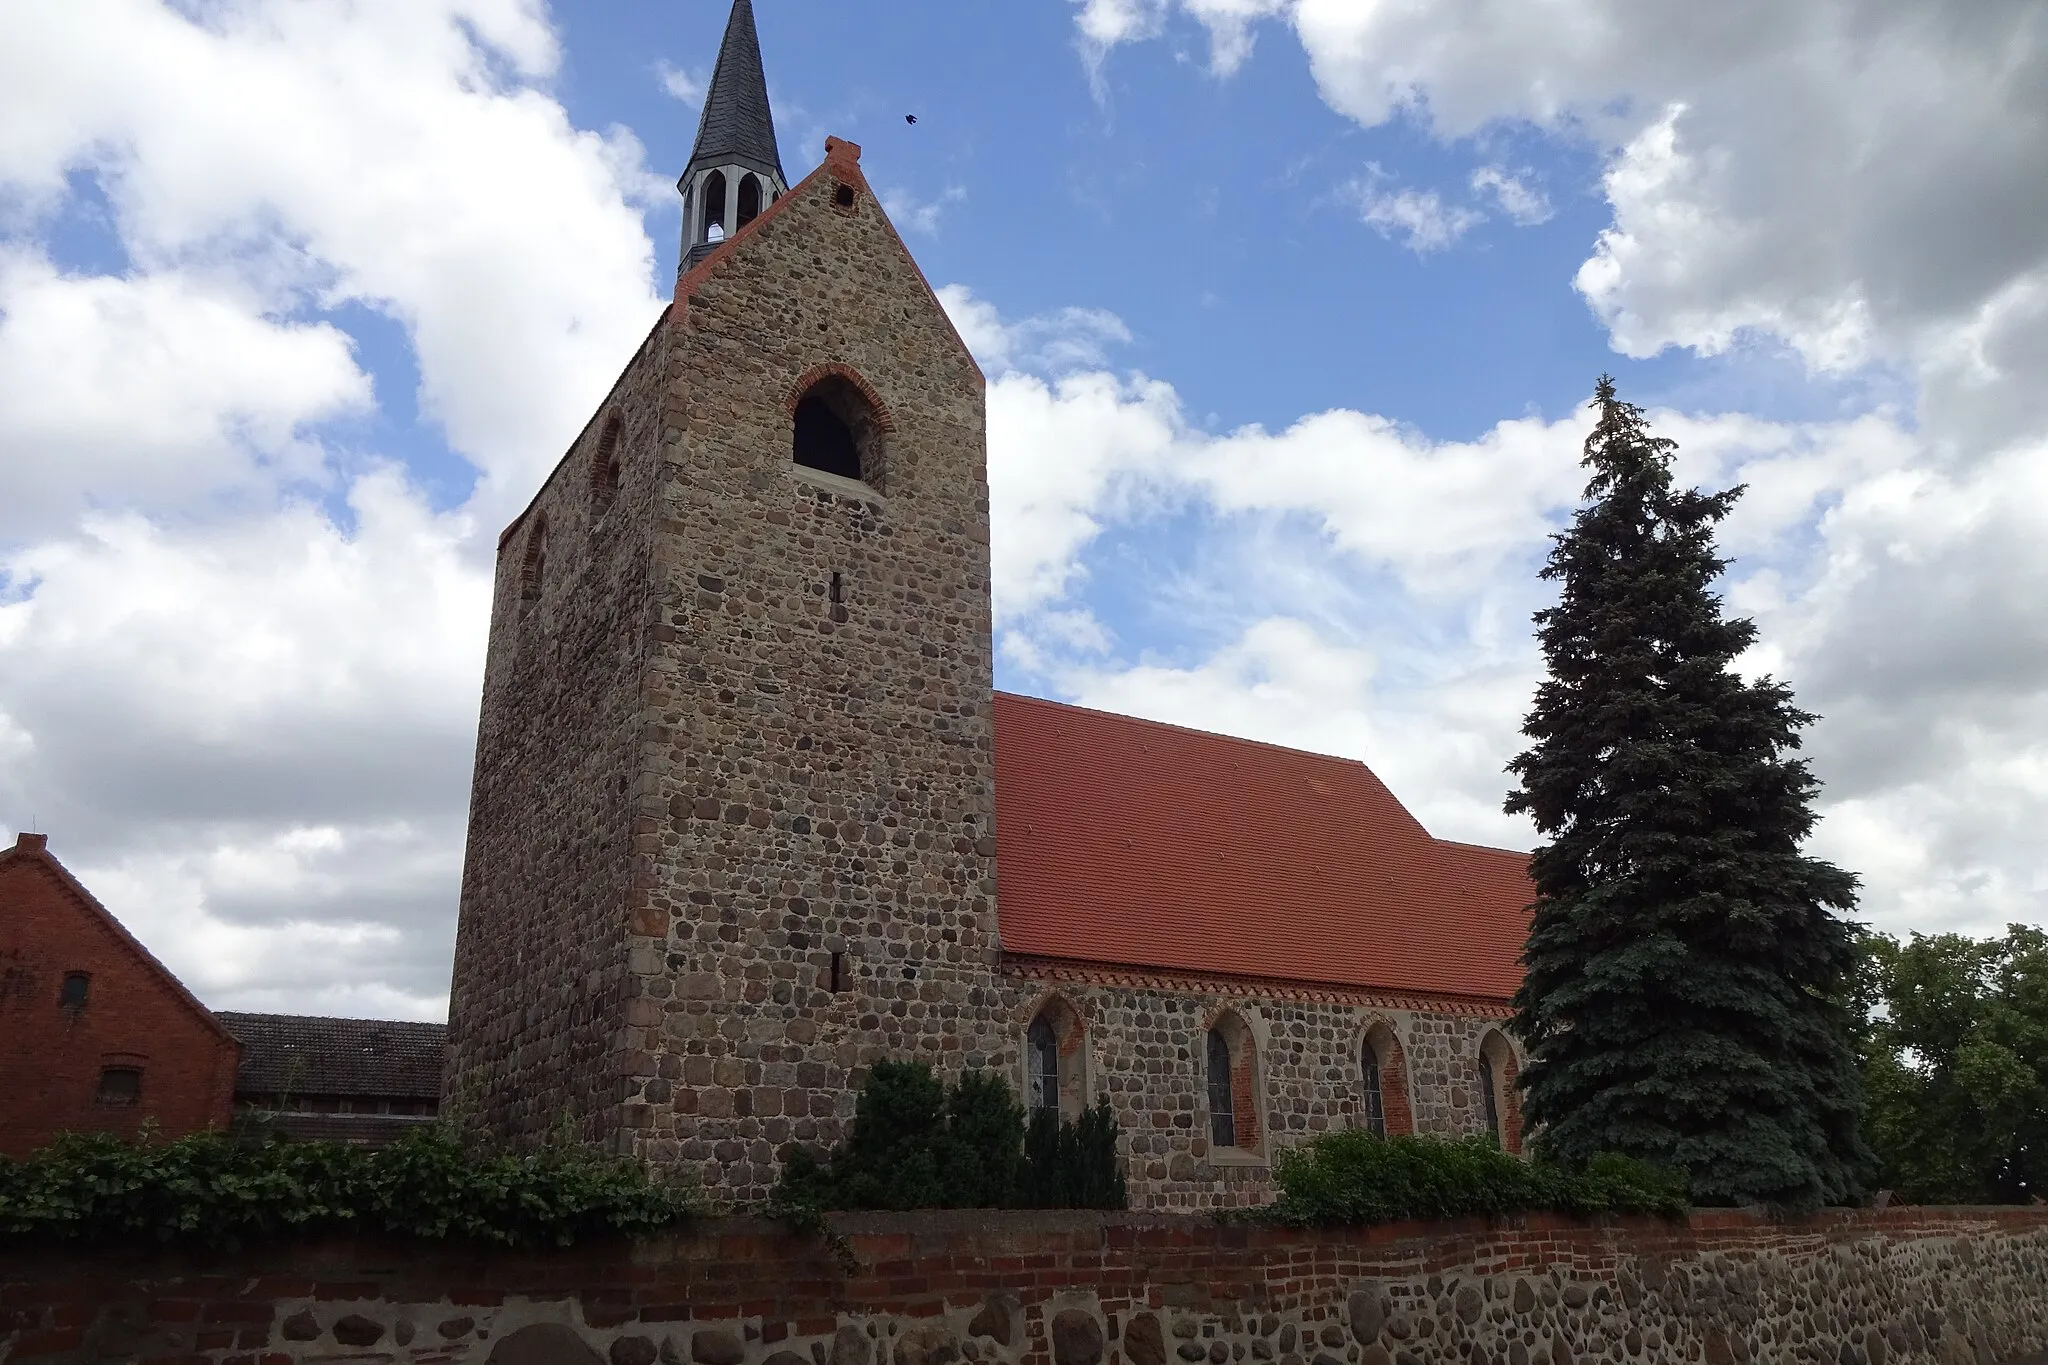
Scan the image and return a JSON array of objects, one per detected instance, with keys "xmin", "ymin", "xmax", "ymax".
[{"xmin": 991, "ymin": 694, "xmax": 1534, "ymax": 1004}]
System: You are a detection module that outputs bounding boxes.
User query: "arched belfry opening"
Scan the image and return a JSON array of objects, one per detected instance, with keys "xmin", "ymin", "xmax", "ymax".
[
  {"xmin": 792, "ymin": 372, "xmax": 886, "ymax": 488},
  {"xmin": 701, "ymin": 170, "xmax": 728, "ymax": 242},
  {"xmin": 737, "ymin": 173, "xmax": 762, "ymax": 226}
]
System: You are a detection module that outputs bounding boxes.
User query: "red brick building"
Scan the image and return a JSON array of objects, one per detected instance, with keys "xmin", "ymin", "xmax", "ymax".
[{"xmin": 0, "ymin": 832, "xmax": 242, "ymax": 1158}]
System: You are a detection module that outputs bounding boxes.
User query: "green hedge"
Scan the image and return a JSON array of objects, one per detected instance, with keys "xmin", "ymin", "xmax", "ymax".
[
  {"xmin": 1264, "ymin": 1129, "xmax": 1687, "ymax": 1226},
  {"xmin": 775, "ymin": 1061, "xmax": 1127, "ymax": 1210},
  {"xmin": 0, "ymin": 1124, "xmax": 699, "ymax": 1248}
]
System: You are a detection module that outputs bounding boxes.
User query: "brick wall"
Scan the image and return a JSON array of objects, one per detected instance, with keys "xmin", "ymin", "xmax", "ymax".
[
  {"xmin": 4, "ymin": 1208, "xmax": 2046, "ymax": 1365},
  {"xmin": 0, "ymin": 834, "xmax": 239, "ymax": 1158}
]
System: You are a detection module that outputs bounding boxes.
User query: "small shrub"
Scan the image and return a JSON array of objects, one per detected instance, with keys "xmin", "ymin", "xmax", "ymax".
[
  {"xmin": 0, "ymin": 1124, "xmax": 699, "ymax": 1248},
  {"xmin": 1265, "ymin": 1129, "xmax": 1686, "ymax": 1227},
  {"xmin": 1020, "ymin": 1102, "xmax": 1127, "ymax": 1209},
  {"xmin": 774, "ymin": 1063, "xmax": 1127, "ymax": 1211}
]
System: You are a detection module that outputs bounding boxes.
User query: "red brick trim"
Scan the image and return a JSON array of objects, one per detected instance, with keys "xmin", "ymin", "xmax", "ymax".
[
  {"xmin": 785, "ymin": 364, "xmax": 896, "ymax": 434},
  {"xmin": 1000, "ymin": 952, "xmax": 1515, "ymax": 1018}
]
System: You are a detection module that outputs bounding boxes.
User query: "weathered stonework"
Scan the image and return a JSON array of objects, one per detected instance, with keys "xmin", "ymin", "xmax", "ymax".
[
  {"xmin": 443, "ymin": 137, "xmax": 1528, "ymax": 1210},
  {"xmin": 5, "ymin": 1210, "xmax": 2046, "ymax": 1365}
]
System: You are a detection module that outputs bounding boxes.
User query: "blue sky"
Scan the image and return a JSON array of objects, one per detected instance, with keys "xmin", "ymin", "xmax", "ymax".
[{"xmin": 2, "ymin": 0, "xmax": 2044, "ymax": 1018}]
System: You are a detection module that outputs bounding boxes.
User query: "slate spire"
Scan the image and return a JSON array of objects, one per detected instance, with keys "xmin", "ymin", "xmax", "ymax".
[
  {"xmin": 684, "ymin": 0, "xmax": 785, "ymax": 185},
  {"xmin": 677, "ymin": 0, "xmax": 789, "ymax": 273}
]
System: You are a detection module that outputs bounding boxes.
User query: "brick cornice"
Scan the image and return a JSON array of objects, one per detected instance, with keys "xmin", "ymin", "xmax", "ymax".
[{"xmin": 999, "ymin": 952, "xmax": 1515, "ymax": 1019}]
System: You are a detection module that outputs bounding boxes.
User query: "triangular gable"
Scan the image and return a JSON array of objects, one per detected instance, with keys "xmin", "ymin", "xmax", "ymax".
[{"xmin": 0, "ymin": 836, "xmax": 242, "ymax": 1053}]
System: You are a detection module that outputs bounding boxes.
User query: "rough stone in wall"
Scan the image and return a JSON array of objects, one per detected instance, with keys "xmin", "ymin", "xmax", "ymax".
[{"xmin": 4, "ymin": 1210, "xmax": 2046, "ymax": 1365}]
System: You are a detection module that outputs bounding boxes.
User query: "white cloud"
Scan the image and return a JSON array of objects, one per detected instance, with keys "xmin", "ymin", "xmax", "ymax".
[
  {"xmin": 0, "ymin": 0, "xmax": 668, "ymax": 1018},
  {"xmin": 0, "ymin": 0, "xmax": 667, "ymax": 523},
  {"xmin": 656, "ymin": 61, "xmax": 703, "ymax": 105},
  {"xmin": 879, "ymin": 184, "xmax": 967, "ymax": 238},
  {"xmin": 0, "ymin": 470, "xmax": 489, "ymax": 1017},
  {"xmin": 0, "ymin": 249, "xmax": 371, "ymax": 538},
  {"xmin": 1350, "ymin": 180, "xmax": 1481, "ymax": 253},
  {"xmin": 1469, "ymin": 166, "xmax": 1553, "ymax": 226},
  {"xmin": 939, "ymin": 284, "xmax": 1135, "ymax": 376}
]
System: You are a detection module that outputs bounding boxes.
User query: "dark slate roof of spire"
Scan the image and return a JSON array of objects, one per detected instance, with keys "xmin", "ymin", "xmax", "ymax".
[{"xmin": 684, "ymin": 0, "xmax": 785, "ymax": 185}]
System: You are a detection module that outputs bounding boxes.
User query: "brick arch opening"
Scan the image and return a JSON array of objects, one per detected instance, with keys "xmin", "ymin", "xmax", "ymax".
[
  {"xmin": 519, "ymin": 517, "xmax": 547, "ymax": 606},
  {"xmin": 787, "ymin": 365, "xmax": 892, "ymax": 490},
  {"xmin": 1203, "ymin": 1009, "xmax": 1262, "ymax": 1155},
  {"xmin": 1025, "ymin": 994, "xmax": 1087, "ymax": 1122},
  {"xmin": 1477, "ymin": 1028, "xmax": 1524, "ymax": 1154},
  {"xmin": 590, "ymin": 415, "xmax": 622, "ymax": 514},
  {"xmin": 1359, "ymin": 1018, "xmax": 1415, "ymax": 1138}
]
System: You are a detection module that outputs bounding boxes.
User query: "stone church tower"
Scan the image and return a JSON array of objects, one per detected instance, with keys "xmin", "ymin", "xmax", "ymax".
[{"xmin": 445, "ymin": 0, "xmax": 1006, "ymax": 1203}]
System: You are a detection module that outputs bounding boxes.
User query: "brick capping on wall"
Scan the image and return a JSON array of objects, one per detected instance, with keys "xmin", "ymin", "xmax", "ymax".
[
  {"xmin": 4, "ymin": 1207, "xmax": 2046, "ymax": 1365},
  {"xmin": 1001, "ymin": 954, "xmax": 1519, "ymax": 1019}
]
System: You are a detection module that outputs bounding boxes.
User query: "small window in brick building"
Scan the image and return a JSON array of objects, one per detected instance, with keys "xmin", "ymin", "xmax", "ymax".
[
  {"xmin": 1478, "ymin": 1053, "xmax": 1500, "ymax": 1139},
  {"xmin": 59, "ymin": 972, "xmax": 89, "ymax": 1009},
  {"xmin": 1206, "ymin": 1028, "xmax": 1236, "ymax": 1149},
  {"xmin": 97, "ymin": 1066, "xmax": 141, "ymax": 1106},
  {"xmin": 1478, "ymin": 1029, "xmax": 1518, "ymax": 1151},
  {"xmin": 833, "ymin": 182, "xmax": 856, "ymax": 209},
  {"xmin": 1360, "ymin": 1040, "xmax": 1387, "ymax": 1138}
]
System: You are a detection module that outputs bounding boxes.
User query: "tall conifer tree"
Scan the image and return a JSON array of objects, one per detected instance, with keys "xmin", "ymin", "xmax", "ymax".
[{"xmin": 1506, "ymin": 377, "xmax": 1869, "ymax": 1208}]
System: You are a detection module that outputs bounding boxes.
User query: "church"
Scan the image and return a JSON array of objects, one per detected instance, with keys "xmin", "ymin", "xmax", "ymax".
[{"xmin": 443, "ymin": 0, "xmax": 1534, "ymax": 1211}]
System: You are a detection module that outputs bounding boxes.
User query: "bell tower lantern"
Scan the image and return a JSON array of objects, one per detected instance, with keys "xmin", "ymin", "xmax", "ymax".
[{"xmin": 679, "ymin": 0, "xmax": 787, "ymax": 274}]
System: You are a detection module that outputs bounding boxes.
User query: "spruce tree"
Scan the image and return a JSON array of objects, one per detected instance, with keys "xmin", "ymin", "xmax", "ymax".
[{"xmin": 1506, "ymin": 377, "xmax": 1870, "ymax": 1208}]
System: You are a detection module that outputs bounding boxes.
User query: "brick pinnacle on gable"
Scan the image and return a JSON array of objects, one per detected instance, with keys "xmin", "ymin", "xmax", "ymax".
[{"xmin": 678, "ymin": 0, "xmax": 789, "ymax": 274}]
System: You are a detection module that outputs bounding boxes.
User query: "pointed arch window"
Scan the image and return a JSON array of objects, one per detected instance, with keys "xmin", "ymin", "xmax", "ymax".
[
  {"xmin": 1025, "ymin": 996, "xmax": 1085, "ymax": 1120},
  {"xmin": 1477, "ymin": 1029, "xmax": 1521, "ymax": 1153},
  {"xmin": 738, "ymin": 173, "xmax": 762, "ymax": 227}
]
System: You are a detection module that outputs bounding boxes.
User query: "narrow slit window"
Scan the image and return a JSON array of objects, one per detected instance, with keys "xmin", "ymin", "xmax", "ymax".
[
  {"xmin": 829, "ymin": 572, "xmax": 843, "ymax": 604},
  {"xmin": 829, "ymin": 951, "xmax": 845, "ymax": 993},
  {"xmin": 592, "ymin": 416, "xmax": 622, "ymax": 512}
]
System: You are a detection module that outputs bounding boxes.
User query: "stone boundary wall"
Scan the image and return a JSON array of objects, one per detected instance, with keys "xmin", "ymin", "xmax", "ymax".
[{"xmin": 4, "ymin": 1208, "xmax": 2046, "ymax": 1365}]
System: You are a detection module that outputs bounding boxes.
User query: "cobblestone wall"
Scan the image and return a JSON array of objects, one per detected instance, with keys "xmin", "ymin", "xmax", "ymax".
[{"xmin": 5, "ymin": 1209, "xmax": 2045, "ymax": 1365}]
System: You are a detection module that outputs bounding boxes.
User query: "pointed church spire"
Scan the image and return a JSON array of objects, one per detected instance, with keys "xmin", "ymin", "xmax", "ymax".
[{"xmin": 678, "ymin": 0, "xmax": 788, "ymax": 272}]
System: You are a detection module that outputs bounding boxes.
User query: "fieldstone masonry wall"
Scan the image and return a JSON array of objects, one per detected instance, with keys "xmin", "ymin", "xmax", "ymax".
[
  {"xmin": 5, "ymin": 1209, "xmax": 2046, "ymax": 1365},
  {"xmin": 444, "ymin": 135, "xmax": 1534, "ymax": 1212}
]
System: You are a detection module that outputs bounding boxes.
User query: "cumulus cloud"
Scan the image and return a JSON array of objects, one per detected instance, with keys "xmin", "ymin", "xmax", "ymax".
[
  {"xmin": 656, "ymin": 61, "xmax": 703, "ymax": 105},
  {"xmin": 0, "ymin": 0, "xmax": 667, "ymax": 1017},
  {"xmin": 879, "ymin": 184, "xmax": 968, "ymax": 238},
  {"xmin": 1349, "ymin": 179, "xmax": 1482, "ymax": 253},
  {"xmin": 1064, "ymin": 0, "xmax": 2048, "ymax": 941},
  {"xmin": 1469, "ymin": 166, "xmax": 1553, "ymax": 226}
]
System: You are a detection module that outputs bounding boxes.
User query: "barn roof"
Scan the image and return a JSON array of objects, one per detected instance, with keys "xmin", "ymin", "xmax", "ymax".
[
  {"xmin": 991, "ymin": 694, "xmax": 1533, "ymax": 1003},
  {"xmin": 215, "ymin": 1012, "xmax": 446, "ymax": 1101}
]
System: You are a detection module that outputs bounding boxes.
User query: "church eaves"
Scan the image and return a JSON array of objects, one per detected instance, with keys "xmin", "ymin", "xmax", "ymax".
[{"xmin": 681, "ymin": 0, "xmax": 785, "ymax": 188}]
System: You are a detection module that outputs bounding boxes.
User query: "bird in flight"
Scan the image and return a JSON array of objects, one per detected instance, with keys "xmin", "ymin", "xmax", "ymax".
[{"xmin": 905, "ymin": 114, "xmax": 918, "ymax": 125}]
